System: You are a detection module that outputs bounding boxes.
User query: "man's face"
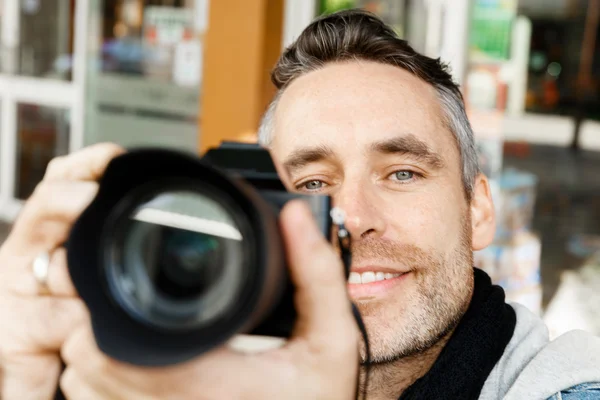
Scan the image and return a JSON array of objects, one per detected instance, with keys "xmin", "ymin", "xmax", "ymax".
[{"xmin": 269, "ymin": 61, "xmax": 482, "ymax": 363}]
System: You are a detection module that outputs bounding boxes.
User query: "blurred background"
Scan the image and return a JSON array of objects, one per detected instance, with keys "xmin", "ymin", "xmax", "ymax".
[{"xmin": 0, "ymin": 0, "xmax": 598, "ymax": 339}]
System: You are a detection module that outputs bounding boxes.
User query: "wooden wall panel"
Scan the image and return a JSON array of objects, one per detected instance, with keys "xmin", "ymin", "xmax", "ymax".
[{"xmin": 199, "ymin": 0, "xmax": 284, "ymax": 153}]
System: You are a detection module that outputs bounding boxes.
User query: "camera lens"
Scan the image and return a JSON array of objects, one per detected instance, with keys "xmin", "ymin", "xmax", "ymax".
[
  {"xmin": 66, "ymin": 147, "xmax": 302, "ymax": 366},
  {"xmin": 106, "ymin": 190, "xmax": 248, "ymax": 332},
  {"xmin": 154, "ymin": 226, "xmax": 224, "ymax": 300}
]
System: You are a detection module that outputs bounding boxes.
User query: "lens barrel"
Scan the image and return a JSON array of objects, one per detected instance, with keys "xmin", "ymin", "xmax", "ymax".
[{"xmin": 67, "ymin": 148, "xmax": 287, "ymax": 366}]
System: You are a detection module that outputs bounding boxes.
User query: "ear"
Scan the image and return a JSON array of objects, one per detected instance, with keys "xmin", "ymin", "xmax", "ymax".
[{"xmin": 470, "ymin": 173, "xmax": 496, "ymax": 251}]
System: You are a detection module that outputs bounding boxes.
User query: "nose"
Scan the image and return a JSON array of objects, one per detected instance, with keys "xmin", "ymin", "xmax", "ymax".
[{"xmin": 332, "ymin": 180, "xmax": 387, "ymax": 240}]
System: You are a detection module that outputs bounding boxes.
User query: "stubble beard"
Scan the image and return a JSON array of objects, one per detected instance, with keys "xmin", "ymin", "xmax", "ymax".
[{"xmin": 354, "ymin": 215, "xmax": 475, "ymax": 365}]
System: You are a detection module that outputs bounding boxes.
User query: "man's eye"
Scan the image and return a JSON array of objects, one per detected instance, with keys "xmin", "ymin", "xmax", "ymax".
[
  {"xmin": 303, "ymin": 180, "xmax": 325, "ymax": 190},
  {"xmin": 391, "ymin": 170, "xmax": 414, "ymax": 181}
]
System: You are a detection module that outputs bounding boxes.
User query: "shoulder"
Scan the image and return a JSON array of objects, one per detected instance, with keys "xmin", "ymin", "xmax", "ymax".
[
  {"xmin": 502, "ymin": 312, "xmax": 600, "ymax": 400},
  {"xmin": 547, "ymin": 383, "xmax": 600, "ymax": 399}
]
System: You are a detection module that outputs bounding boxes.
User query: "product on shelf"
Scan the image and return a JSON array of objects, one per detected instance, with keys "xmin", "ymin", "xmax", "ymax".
[
  {"xmin": 474, "ymin": 230, "xmax": 542, "ymax": 315},
  {"xmin": 495, "ymin": 168, "xmax": 538, "ymax": 239}
]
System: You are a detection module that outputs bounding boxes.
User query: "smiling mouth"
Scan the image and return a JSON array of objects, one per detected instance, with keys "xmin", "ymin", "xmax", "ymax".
[
  {"xmin": 347, "ymin": 271, "xmax": 406, "ymax": 284},
  {"xmin": 346, "ymin": 270, "xmax": 412, "ymax": 299}
]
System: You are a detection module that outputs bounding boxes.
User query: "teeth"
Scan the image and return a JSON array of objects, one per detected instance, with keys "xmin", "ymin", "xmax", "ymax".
[
  {"xmin": 348, "ymin": 271, "xmax": 402, "ymax": 284},
  {"xmin": 348, "ymin": 272, "xmax": 362, "ymax": 284},
  {"xmin": 361, "ymin": 272, "xmax": 375, "ymax": 284}
]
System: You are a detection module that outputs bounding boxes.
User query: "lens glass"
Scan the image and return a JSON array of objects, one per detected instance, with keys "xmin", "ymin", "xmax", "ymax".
[{"xmin": 108, "ymin": 190, "xmax": 248, "ymax": 331}]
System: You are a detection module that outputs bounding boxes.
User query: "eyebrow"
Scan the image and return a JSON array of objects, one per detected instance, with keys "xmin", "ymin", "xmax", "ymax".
[
  {"xmin": 283, "ymin": 145, "xmax": 335, "ymax": 174},
  {"xmin": 370, "ymin": 135, "xmax": 445, "ymax": 169},
  {"xmin": 282, "ymin": 134, "xmax": 445, "ymax": 175}
]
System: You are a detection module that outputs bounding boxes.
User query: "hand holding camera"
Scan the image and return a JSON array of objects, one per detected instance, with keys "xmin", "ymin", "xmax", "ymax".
[
  {"xmin": 0, "ymin": 143, "xmax": 360, "ymax": 400},
  {"xmin": 59, "ymin": 198, "xmax": 358, "ymax": 399},
  {"xmin": 0, "ymin": 143, "xmax": 124, "ymax": 400}
]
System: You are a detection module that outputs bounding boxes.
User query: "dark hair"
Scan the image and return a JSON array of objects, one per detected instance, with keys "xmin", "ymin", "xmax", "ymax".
[{"xmin": 258, "ymin": 9, "xmax": 480, "ymax": 196}]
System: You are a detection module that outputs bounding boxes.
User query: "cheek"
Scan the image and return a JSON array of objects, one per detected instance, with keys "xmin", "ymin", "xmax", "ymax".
[{"xmin": 381, "ymin": 189, "xmax": 465, "ymax": 251}]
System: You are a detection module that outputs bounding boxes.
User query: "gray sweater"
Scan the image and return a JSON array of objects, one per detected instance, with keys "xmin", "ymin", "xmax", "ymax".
[{"xmin": 480, "ymin": 303, "xmax": 600, "ymax": 399}]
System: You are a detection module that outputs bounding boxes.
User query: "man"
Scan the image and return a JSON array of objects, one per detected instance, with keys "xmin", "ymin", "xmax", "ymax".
[{"xmin": 1, "ymin": 9, "xmax": 599, "ymax": 400}]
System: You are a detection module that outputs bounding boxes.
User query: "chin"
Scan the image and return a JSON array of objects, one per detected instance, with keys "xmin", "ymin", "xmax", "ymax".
[{"xmin": 357, "ymin": 300, "xmax": 418, "ymax": 361}]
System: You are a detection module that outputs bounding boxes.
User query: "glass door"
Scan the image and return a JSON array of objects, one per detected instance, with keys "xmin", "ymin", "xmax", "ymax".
[{"xmin": 0, "ymin": 0, "xmax": 88, "ymax": 220}]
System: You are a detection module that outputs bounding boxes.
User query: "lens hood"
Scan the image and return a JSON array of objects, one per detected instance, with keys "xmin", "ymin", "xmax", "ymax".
[{"xmin": 67, "ymin": 148, "xmax": 286, "ymax": 366}]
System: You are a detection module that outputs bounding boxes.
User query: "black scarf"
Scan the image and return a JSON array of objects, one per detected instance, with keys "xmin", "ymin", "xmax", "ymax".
[{"xmin": 399, "ymin": 268, "xmax": 517, "ymax": 400}]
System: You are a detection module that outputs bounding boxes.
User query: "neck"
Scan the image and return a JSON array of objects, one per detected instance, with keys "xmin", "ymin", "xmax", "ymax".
[{"xmin": 358, "ymin": 329, "xmax": 454, "ymax": 400}]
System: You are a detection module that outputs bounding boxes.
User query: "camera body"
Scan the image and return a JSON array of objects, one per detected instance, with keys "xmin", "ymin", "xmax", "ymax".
[
  {"xmin": 67, "ymin": 142, "xmax": 333, "ymax": 366},
  {"xmin": 202, "ymin": 142, "xmax": 333, "ymax": 338}
]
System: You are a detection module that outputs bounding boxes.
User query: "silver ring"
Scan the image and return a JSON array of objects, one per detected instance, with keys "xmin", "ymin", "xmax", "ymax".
[{"xmin": 32, "ymin": 251, "xmax": 51, "ymax": 295}]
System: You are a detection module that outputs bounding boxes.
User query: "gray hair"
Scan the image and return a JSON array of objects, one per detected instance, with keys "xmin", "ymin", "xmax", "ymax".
[{"xmin": 258, "ymin": 9, "xmax": 480, "ymax": 197}]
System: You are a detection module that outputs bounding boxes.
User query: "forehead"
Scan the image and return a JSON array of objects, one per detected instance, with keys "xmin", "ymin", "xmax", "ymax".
[{"xmin": 270, "ymin": 61, "xmax": 458, "ymax": 161}]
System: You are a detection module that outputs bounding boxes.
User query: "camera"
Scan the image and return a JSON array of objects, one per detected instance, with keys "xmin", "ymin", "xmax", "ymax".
[{"xmin": 66, "ymin": 142, "xmax": 349, "ymax": 367}]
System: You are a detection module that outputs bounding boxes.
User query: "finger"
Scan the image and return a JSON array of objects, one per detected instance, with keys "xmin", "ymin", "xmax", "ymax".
[
  {"xmin": 62, "ymin": 325, "xmax": 252, "ymax": 398},
  {"xmin": 0, "ymin": 296, "xmax": 88, "ymax": 399},
  {"xmin": 44, "ymin": 142, "xmax": 125, "ymax": 182},
  {"xmin": 1, "ymin": 352, "xmax": 62, "ymax": 400},
  {"xmin": 6, "ymin": 297, "xmax": 89, "ymax": 352},
  {"xmin": 6, "ymin": 181, "xmax": 99, "ymax": 253},
  {"xmin": 43, "ymin": 248, "xmax": 77, "ymax": 296},
  {"xmin": 60, "ymin": 368, "xmax": 107, "ymax": 400},
  {"xmin": 5, "ymin": 248, "xmax": 77, "ymax": 297},
  {"xmin": 280, "ymin": 200, "xmax": 357, "ymax": 349}
]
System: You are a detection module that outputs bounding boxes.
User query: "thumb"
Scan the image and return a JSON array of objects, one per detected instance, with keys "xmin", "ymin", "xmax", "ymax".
[{"xmin": 279, "ymin": 200, "xmax": 356, "ymax": 348}]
